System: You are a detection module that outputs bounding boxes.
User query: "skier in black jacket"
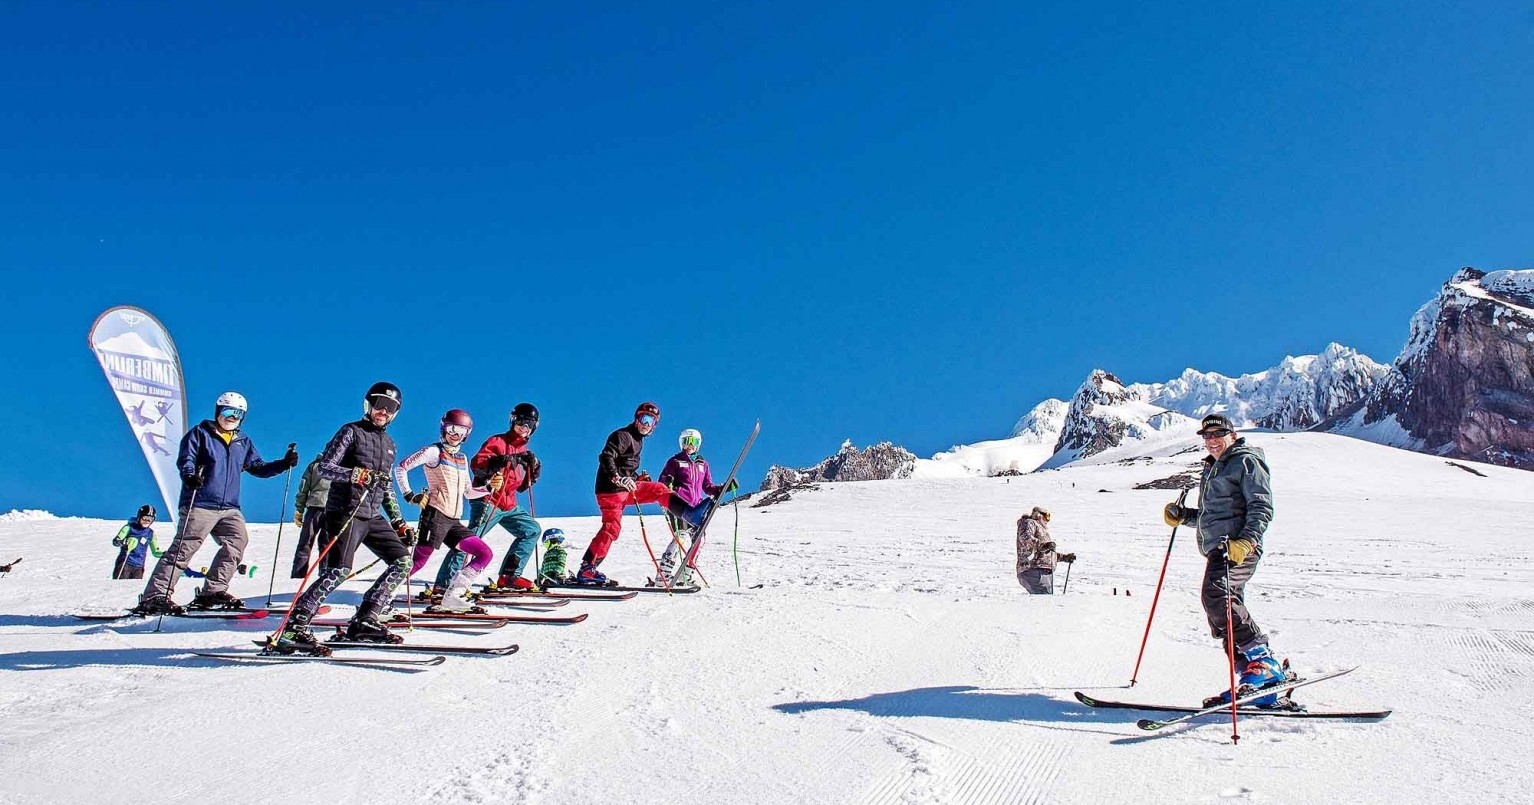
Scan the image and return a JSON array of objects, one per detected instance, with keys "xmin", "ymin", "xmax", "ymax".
[{"xmin": 274, "ymin": 382, "xmax": 417, "ymax": 656}]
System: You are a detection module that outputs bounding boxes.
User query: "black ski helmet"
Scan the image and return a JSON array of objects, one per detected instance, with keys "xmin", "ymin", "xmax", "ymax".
[
  {"xmin": 364, "ymin": 381, "xmax": 403, "ymax": 416},
  {"xmin": 137, "ymin": 504, "xmax": 156, "ymax": 520},
  {"xmin": 510, "ymin": 402, "xmax": 539, "ymax": 433},
  {"xmin": 441, "ymin": 408, "xmax": 474, "ymax": 437}
]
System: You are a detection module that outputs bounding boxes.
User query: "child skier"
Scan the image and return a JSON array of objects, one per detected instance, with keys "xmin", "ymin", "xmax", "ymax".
[
  {"xmin": 461, "ymin": 403, "xmax": 542, "ymax": 591},
  {"xmin": 394, "ymin": 409, "xmax": 502, "ymax": 612},
  {"xmin": 289, "ymin": 456, "xmax": 332, "ymax": 578},
  {"xmin": 273, "ymin": 382, "xmax": 417, "ymax": 655},
  {"xmin": 111, "ymin": 505, "xmax": 161, "ymax": 580},
  {"xmin": 537, "ymin": 528, "xmax": 570, "ymax": 585},
  {"xmin": 653, "ymin": 428, "xmax": 737, "ymax": 587},
  {"xmin": 135, "ymin": 392, "xmax": 298, "ymax": 614}
]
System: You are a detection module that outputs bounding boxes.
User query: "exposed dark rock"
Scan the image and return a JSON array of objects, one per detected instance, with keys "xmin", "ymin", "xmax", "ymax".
[{"xmin": 758, "ymin": 440, "xmax": 917, "ymax": 490}]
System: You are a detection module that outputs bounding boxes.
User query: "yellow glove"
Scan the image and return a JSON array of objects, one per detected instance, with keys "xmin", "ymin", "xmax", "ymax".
[
  {"xmin": 1226, "ymin": 538, "xmax": 1256, "ymax": 565},
  {"xmin": 488, "ymin": 472, "xmax": 505, "ymax": 492},
  {"xmin": 293, "ymin": 511, "xmax": 304, "ymax": 527},
  {"xmin": 1162, "ymin": 502, "xmax": 1186, "ymax": 527}
]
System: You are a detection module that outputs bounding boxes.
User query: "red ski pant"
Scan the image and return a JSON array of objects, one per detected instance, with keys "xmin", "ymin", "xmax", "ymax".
[{"xmin": 582, "ymin": 482, "xmax": 673, "ymax": 566}]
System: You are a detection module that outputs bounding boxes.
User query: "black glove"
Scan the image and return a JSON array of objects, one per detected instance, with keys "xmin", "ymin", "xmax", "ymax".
[
  {"xmin": 485, "ymin": 454, "xmax": 513, "ymax": 475},
  {"xmin": 1058, "ymin": 553, "xmax": 1076, "ymax": 563},
  {"xmin": 724, "ymin": 478, "xmax": 739, "ymax": 494},
  {"xmin": 282, "ymin": 443, "xmax": 299, "ymax": 469},
  {"xmin": 516, "ymin": 452, "xmax": 541, "ymax": 491},
  {"xmin": 1041, "ymin": 541, "xmax": 1056, "ymax": 553},
  {"xmin": 182, "ymin": 469, "xmax": 205, "ymax": 489},
  {"xmin": 391, "ymin": 519, "xmax": 418, "ymax": 546},
  {"xmin": 404, "ymin": 490, "xmax": 427, "ymax": 505}
]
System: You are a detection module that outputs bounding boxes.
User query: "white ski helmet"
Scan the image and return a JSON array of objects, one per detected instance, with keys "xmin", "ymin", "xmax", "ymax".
[
  {"xmin": 215, "ymin": 391, "xmax": 248, "ymax": 415},
  {"xmin": 679, "ymin": 428, "xmax": 702, "ymax": 451}
]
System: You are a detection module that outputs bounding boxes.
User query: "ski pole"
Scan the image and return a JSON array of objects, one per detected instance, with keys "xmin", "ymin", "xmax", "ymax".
[
  {"xmin": 1223, "ymin": 541, "xmax": 1241, "ymax": 745},
  {"xmin": 1061, "ymin": 560, "xmax": 1073, "ymax": 594},
  {"xmin": 732, "ymin": 496, "xmax": 742, "ymax": 587},
  {"xmin": 264, "ymin": 445, "xmax": 297, "ymax": 606},
  {"xmin": 267, "ymin": 487, "xmax": 373, "ymax": 645},
  {"xmin": 631, "ymin": 489, "xmax": 672, "ymax": 594},
  {"xmin": 1129, "ymin": 487, "xmax": 1190, "ymax": 686},
  {"xmin": 528, "ymin": 485, "xmax": 540, "ymax": 586},
  {"xmin": 343, "ymin": 557, "xmax": 382, "ymax": 583}
]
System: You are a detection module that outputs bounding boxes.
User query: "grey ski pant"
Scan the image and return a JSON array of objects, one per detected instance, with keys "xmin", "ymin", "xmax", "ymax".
[
  {"xmin": 1017, "ymin": 568, "xmax": 1054, "ymax": 595},
  {"xmin": 140, "ymin": 507, "xmax": 249, "ymax": 601},
  {"xmin": 1200, "ymin": 552, "xmax": 1267, "ymax": 655}
]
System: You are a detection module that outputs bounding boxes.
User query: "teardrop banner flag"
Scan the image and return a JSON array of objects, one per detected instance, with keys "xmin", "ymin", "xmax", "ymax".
[{"xmin": 87, "ymin": 306, "xmax": 189, "ymax": 530}]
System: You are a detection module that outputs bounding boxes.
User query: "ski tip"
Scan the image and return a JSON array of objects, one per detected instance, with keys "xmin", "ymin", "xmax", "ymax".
[
  {"xmin": 1073, "ymin": 692, "xmax": 1097, "ymax": 706},
  {"xmin": 1135, "ymin": 719, "xmax": 1166, "ymax": 730},
  {"xmin": 490, "ymin": 645, "xmax": 521, "ymax": 655}
]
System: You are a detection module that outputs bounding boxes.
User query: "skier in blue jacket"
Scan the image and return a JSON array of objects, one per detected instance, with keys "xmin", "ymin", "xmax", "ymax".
[
  {"xmin": 134, "ymin": 392, "xmax": 297, "ymax": 615},
  {"xmin": 111, "ymin": 504, "xmax": 161, "ymax": 580}
]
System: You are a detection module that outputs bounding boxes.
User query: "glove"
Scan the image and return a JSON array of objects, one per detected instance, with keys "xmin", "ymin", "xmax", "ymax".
[
  {"xmin": 293, "ymin": 511, "xmax": 304, "ymax": 527},
  {"xmin": 614, "ymin": 475, "xmax": 637, "ymax": 492},
  {"xmin": 1163, "ymin": 502, "xmax": 1187, "ymax": 527},
  {"xmin": 181, "ymin": 469, "xmax": 204, "ymax": 489},
  {"xmin": 636, "ymin": 470, "xmax": 652, "ymax": 482},
  {"xmin": 112, "ymin": 536, "xmax": 124, "ymax": 547},
  {"xmin": 1041, "ymin": 541, "xmax": 1056, "ymax": 553},
  {"xmin": 487, "ymin": 472, "xmax": 505, "ymax": 492},
  {"xmin": 724, "ymin": 478, "xmax": 739, "ymax": 495},
  {"xmin": 520, "ymin": 452, "xmax": 541, "ymax": 485},
  {"xmin": 404, "ymin": 490, "xmax": 427, "ymax": 505},
  {"xmin": 282, "ymin": 444, "xmax": 299, "ymax": 469},
  {"xmin": 485, "ymin": 454, "xmax": 513, "ymax": 474},
  {"xmin": 350, "ymin": 467, "xmax": 374, "ymax": 487},
  {"xmin": 1058, "ymin": 553, "xmax": 1076, "ymax": 563},
  {"xmin": 392, "ymin": 519, "xmax": 418, "ymax": 546},
  {"xmin": 1225, "ymin": 538, "xmax": 1256, "ymax": 566}
]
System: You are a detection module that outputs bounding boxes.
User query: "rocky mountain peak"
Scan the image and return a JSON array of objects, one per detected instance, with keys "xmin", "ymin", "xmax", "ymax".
[{"xmin": 760, "ymin": 439, "xmax": 917, "ymax": 491}]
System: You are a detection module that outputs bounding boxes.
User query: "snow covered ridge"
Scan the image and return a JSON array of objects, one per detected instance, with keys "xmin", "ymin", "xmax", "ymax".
[
  {"xmin": 0, "ymin": 509, "xmax": 58, "ymax": 522},
  {"xmin": 1333, "ymin": 266, "xmax": 1534, "ymax": 469},
  {"xmin": 768, "ymin": 267, "xmax": 1534, "ymax": 482},
  {"xmin": 761, "ymin": 440, "xmax": 917, "ymax": 490}
]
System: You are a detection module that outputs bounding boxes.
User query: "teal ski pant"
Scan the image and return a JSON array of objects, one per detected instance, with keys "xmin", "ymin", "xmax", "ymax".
[{"xmin": 434, "ymin": 502, "xmax": 540, "ymax": 587}]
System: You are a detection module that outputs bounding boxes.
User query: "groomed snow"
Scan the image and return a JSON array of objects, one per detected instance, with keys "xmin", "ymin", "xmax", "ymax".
[{"xmin": 2, "ymin": 432, "xmax": 1531, "ymax": 804}]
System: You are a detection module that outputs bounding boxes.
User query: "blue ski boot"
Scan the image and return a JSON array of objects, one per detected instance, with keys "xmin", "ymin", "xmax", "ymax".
[{"xmin": 1203, "ymin": 645, "xmax": 1290, "ymax": 708}]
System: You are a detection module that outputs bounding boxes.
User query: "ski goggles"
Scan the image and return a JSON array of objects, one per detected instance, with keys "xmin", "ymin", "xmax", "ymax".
[
  {"xmin": 636, "ymin": 414, "xmax": 658, "ymax": 427},
  {"xmin": 369, "ymin": 396, "xmax": 401, "ymax": 414},
  {"xmin": 511, "ymin": 417, "xmax": 538, "ymax": 432},
  {"xmin": 218, "ymin": 407, "xmax": 245, "ymax": 421},
  {"xmin": 681, "ymin": 434, "xmax": 701, "ymax": 448},
  {"xmin": 443, "ymin": 424, "xmax": 470, "ymax": 439}
]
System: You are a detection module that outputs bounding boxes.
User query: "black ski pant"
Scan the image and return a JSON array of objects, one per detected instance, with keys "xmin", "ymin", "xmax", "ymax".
[
  {"xmin": 290, "ymin": 506, "xmax": 326, "ymax": 578},
  {"xmin": 1200, "ymin": 551, "xmax": 1267, "ymax": 658},
  {"xmin": 293, "ymin": 513, "xmax": 409, "ymax": 621},
  {"xmin": 112, "ymin": 551, "xmax": 145, "ymax": 580}
]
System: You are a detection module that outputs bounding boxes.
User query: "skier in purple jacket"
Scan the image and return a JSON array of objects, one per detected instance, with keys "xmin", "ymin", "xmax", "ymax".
[{"xmin": 652, "ymin": 428, "xmax": 736, "ymax": 586}]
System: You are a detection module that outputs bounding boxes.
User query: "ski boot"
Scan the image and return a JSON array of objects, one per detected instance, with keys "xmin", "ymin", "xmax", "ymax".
[
  {"xmin": 427, "ymin": 564, "xmax": 488, "ymax": 613},
  {"xmin": 187, "ymin": 588, "xmax": 244, "ymax": 611},
  {"xmin": 131, "ymin": 595, "xmax": 185, "ymax": 616},
  {"xmin": 344, "ymin": 605, "xmax": 405, "ymax": 644},
  {"xmin": 575, "ymin": 563, "xmax": 616, "ymax": 587},
  {"xmin": 1203, "ymin": 646, "xmax": 1293, "ymax": 708},
  {"xmin": 268, "ymin": 611, "xmax": 332, "ymax": 656},
  {"xmin": 671, "ymin": 565, "xmax": 695, "ymax": 588}
]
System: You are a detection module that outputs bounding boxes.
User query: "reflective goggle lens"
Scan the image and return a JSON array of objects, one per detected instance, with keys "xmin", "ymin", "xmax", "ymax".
[
  {"xmin": 682, "ymin": 435, "xmax": 701, "ymax": 447},
  {"xmin": 443, "ymin": 425, "xmax": 470, "ymax": 438},
  {"xmin": 370, "ymin": 396, "xmax": 401, "ymax": 414},
  {"xmin": 218, "ymin": 407, "xmax": 244, "ymax": 421},
  {"xmin": 637, "ymin": 414, "xmax": 657, "ymax": 426}
]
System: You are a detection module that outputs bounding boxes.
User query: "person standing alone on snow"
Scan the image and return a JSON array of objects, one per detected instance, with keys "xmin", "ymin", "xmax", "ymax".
[
  {"xmin": 1015, "ymin": 507, "xmax": 1074, "ymax": 594},
  {"xmin": 111, "ymin": 505, "xmax": 161, "ymax": 580},
  {"xmin": 1162, "ymin": 413, "xmax": 1286, "ymax": 707},
  {"xmin": 274, "ymin": 382, "xmax": 417, "ymax": 655},
  {"xmin": 135, "ymin": 392, "xmax": 298, "ymax": 614}
]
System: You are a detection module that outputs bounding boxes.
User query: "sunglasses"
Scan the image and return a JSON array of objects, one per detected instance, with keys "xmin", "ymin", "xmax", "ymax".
[
  {"xmin": 443, "ymin": 425, "xmax": 470, "ymax": 439},
  {"xmin": 637, "ymin": 414, "xmax": 657, "ymax": 426},
  {"xmin": 1200, "ymin": 429, "xmax": 1232, "ymax": 439},
  {"xmin": 218, "ymin": 407, "xmax": 245, "ymax": 421}
]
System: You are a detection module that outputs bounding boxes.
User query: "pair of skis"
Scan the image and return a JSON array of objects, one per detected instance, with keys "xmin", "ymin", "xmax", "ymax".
[{"xmin": 1074, "ymin": 666, "xmax": 1392, "ymax": 732}]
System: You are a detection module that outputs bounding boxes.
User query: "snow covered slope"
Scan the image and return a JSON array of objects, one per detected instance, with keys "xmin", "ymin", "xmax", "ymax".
[
  {"xmin": 915, "ymin": 399, "xmax": 1067, "ymax": 478},
  {"xmin": 2, "ymin": 433, "xmax": 1531, "ymax": 804}
]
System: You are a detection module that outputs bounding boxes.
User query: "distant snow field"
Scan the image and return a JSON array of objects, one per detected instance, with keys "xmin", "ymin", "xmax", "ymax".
[{"xmin": 2, "ymin": 432, "xmax": 1530, "ymax": 804}]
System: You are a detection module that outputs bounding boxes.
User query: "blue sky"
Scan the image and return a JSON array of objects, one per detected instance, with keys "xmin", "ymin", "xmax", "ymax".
[{"xmin": 4, "ymin": 1, "xmax": 1530, "ymax": 523}]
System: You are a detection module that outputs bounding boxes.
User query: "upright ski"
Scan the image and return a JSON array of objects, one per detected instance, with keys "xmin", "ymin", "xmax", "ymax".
[{"xmin": 684, "ymin": 420, "xmax": 759, "ymax": 568}]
